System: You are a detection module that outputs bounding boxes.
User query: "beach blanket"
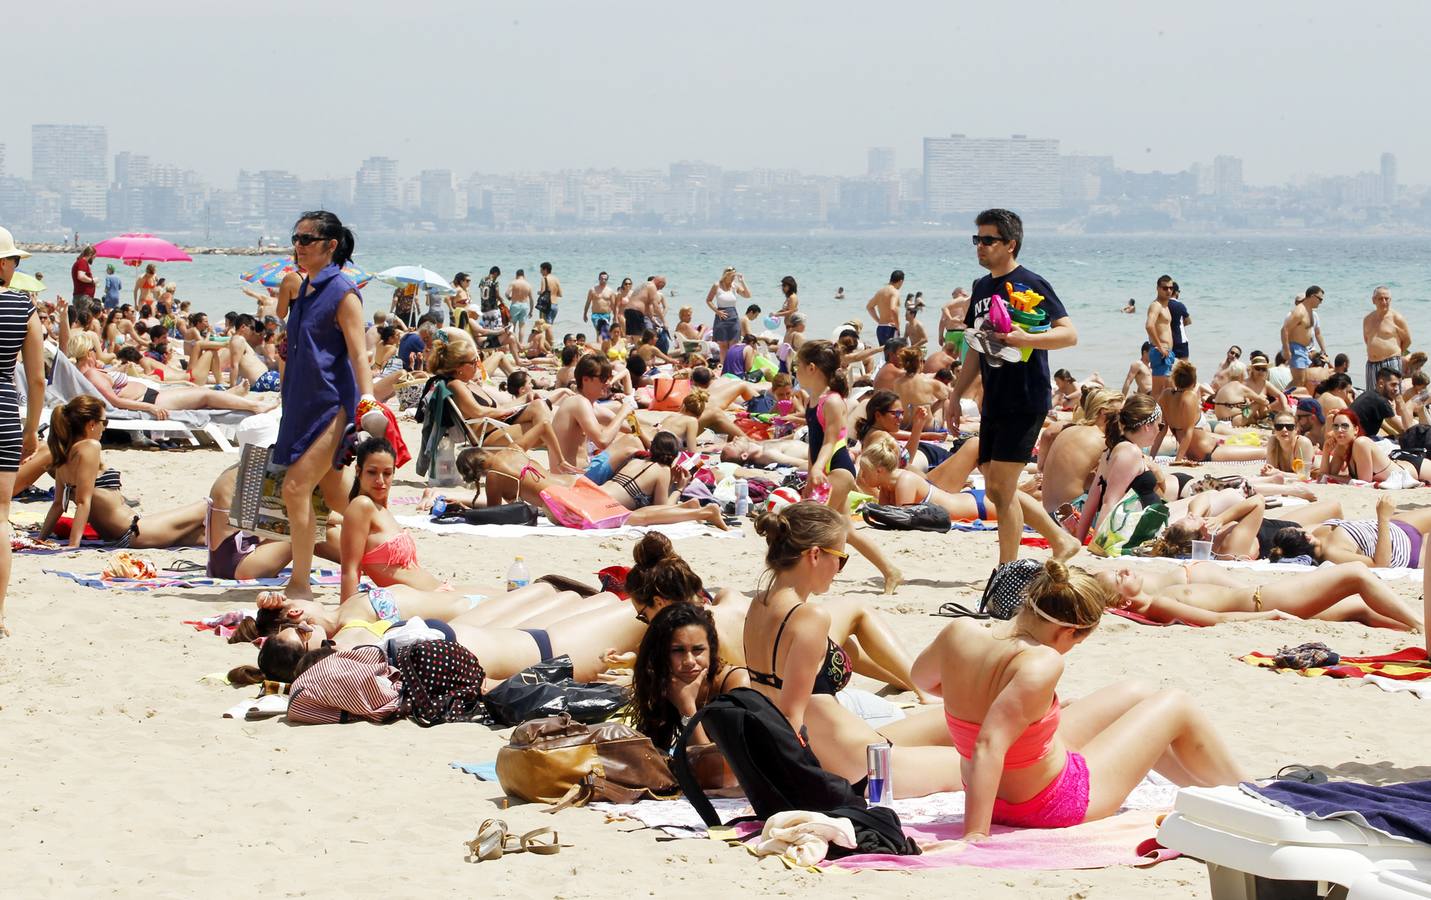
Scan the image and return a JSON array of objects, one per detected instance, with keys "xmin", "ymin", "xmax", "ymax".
[
  {"xmin": 593, "ymin": 774, "xmax": 1179, "ymax": 870},
  {"xmin": 1239, "ymin": 646, "xmax": 1431, "ymax": 680},
  {"xmin": 396, "ymin": 515, "xmax": 739, "ymax": 541},
  {"xmin": 1108, "ymin": 607, "xmax": 1201, "ymax": 628},
  {"xmin": 1116, "ymin": 554, "xmax": 1418, "ymax": 581},
  {"xmin": 449, "ymin": 761, "xmax": 500, "ymax": 782},
  {"xmin": 12, "ymin": 534, "xmax": 108, "ymax": 553},
  {"xmin": 47, "ymin": 567, "xmax": 344, "ymax": 592}
]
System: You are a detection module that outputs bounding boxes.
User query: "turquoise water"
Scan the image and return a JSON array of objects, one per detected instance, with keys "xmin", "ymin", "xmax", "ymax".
[{"xmin": 19, "ymin": 234, "xmax": 1428, "ymax": 378}]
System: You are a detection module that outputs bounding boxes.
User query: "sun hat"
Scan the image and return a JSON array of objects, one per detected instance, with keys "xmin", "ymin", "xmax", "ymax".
[
  {"xmin": 1249, "ymin": 353, "xmax": 1270, "ymax": 368},
  {"xmin": 0, "ymin": 227, "xmax": 31, "ymax": 260}
]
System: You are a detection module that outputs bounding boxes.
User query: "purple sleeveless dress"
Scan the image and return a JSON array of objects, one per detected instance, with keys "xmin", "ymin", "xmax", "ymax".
[{"xmin": 273, "ymin": 264, "xmax": 360, "ymax": 466}]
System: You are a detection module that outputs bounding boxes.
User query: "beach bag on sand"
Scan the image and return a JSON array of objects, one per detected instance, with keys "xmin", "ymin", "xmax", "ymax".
[
  {"xmin": 287, "ymin": 646, "xmax": 402, "ymax": 725},
  {"xmin": 431, "ymin": 502, "xmax": 539, "ymax": 527},
  {"xmin": 650, "ymin": 376, "xmax": 692, "ymax": 412},
  {"xmin": 1088, "ymin": 489, "xmax": 1169, "ymax": 558},
  {"xmin": 861, "ymin": 502, "xmax": 952, "ymax": 532},
  {"xmin": 395, "ymin": 641, "xmax": 490, "ymax": 727},
  {"xmin": 483, "ymin": 656, "xmax": 629, "ymax": 727},
  {"xmin": 496, "ymin": 712, "xmax": 679, "ymax": 809},
  {"xmin": 540, "ymin": 477, "xmax": 633, "ymax": 529}
]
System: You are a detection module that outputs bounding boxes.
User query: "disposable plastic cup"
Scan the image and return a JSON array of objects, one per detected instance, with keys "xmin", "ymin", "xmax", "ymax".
[{"xmin": 1191, "ymin": 541, "xmax": 1212, "ymax": 561}]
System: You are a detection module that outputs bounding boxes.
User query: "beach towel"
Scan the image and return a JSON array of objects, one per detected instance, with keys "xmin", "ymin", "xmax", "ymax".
[
  {"xmin": 48, "ymin": 567, "xmax": 344, "ymax": 592},
  {"xmin": 1244, "ymin": 779, "xmax": 1431, "ymax": 845},
  {"xmin": 1239, "ymin": 646, "xmax": 1431, "ymax": 680},
  {"xmin": 1115, "ymin": 554, "xmax": 1418, "ymax": 582},
  {"xmin": 594, "ymin": 774, "xmax": 1180, "ymax": 870},
  {"xmin": 1107, "ymin": 607, "xmax": 1201, "ymax": 627},
  {"xmin": 396, "ymin": 515, "xmax": 739, "ymax": 540},
  {"xmin": 1362, "ymin": 674, "xmax": 1431, "ymax": 700},
  {"xmin": 450, "ymin": 761, "xmax": 500, "ymax": 782}
]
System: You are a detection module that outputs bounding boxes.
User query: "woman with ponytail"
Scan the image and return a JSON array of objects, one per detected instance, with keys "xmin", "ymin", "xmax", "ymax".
[
  {"xmin": 39, "ymin": 396, "xmax": 206, "ymax": 549},
  {"xmin": 274, "ymin": 210, "xmax": 375, "ymax": 600},
  {"xmin": 742, "ymin": 502, "xmax": 964, "ymax": 796},
  {"xmin": 913, "ymin": 559, "xmax": 1245, "ymax": 838},
  {"xmin": 892, "ymin": 346, "xmax": 950, "ymax": 429},
  {"xmin": 796, "ymin": 340, "xmax": 902, "ymax": 593},
  {"xmin": 1074, "ymin": 393, "xmax": 1166, "ymax": 544}
]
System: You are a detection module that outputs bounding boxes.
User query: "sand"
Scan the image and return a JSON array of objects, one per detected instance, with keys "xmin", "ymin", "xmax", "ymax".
[{"xmin": 2, "ymin": 424, "xmax": 1427, "ymax": 899}]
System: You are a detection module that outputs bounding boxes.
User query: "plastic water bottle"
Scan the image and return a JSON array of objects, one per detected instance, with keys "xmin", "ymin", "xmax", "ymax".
[
  {"xmin": 734, "ymin": 478, "xmax": 750, "ymax": 517},
  {"xmin": 506, "ymin": 556, "xmax": 530, "ymax": 592},
  {"xmin": 430, "ymin": 495, "xmax": 448, "ymax": 518}
]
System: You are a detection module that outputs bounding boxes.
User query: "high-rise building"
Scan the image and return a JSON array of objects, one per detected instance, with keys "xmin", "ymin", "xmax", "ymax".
[
  {"xmin": 1059, "ymin": 155, "xmax": 1113, "ymax": 208},
  {"xmin": 1381, "ymin": 152, "xmax": 1397, "ymax": 205},
  {"xmin": 301, "ymin": 178, "xmax": 353, "ymax": 213},
  {"xmin": 922, "ymin": 134, "xmax": 1061, "ymax": 217},
  {"xmin": 261, "ymin": 170, "xmax": 303, "ymax": 227},
  {"xmin": 867, "ymin": 147, "xmax": 896, "ymax": 178},
  {"xmin": 114, "ymin": 152, "xmax": 152, "ymax": 189},
  {"xmin": 1212, "ymin": 155, "xmax": 1243, "ymax": 200},
  {"xmin": 353, "ymin": 156, "xmax": 400, "ymax": 224},
  {"xmin": 32, "ymin": 124, "xmax": 107, "ymax": 188},
  {"xmin": 419, "ymin": 169, "xmax": 457, "ymax": 220}
]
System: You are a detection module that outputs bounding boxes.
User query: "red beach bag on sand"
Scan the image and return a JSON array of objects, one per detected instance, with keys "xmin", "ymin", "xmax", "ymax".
[
  {"xmin": 650, "ymin": 377, "xmax": 692, "ymax": 412},
  {"xmin": 540, "ymin": 477, "xmax": 633, "ymax": 530},
  {"xmin": 287, "ymin": 646, "xmax": 402, "ymax": 725}
]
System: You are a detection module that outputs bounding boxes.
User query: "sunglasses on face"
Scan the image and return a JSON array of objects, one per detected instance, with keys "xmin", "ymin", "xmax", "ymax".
[
  {"xmin": 818, "ymin": 546, "xmax": 850, "ymax": 571},
  {"xmin": 1333, "ymin": 422, "xmax": 1354, "ymax": 431},
  {"xmin": 1273, "ymin": 422, "xmax": 1296, "ymax": 432},
  {"xmin": 970, "ymin": 235, "xmax": 1005, "ymax": 247},
  {"xmin": 635, "ymin": 608, "xmax": 651, "ymax": 625},
  {"xmin": 291, "ymin": 233, "xmax": 328, "ymax": 246}
]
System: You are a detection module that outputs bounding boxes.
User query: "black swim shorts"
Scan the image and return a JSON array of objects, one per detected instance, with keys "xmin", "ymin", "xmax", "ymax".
[{"xmin": 976, "ymin": 410, "xmax": 1044, "ymax": 465}]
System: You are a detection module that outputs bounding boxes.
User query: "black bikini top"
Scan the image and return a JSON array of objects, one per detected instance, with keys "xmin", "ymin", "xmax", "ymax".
[{"xmin": 746, "ymin": 605, "xmax": 852, "ymax": 696}]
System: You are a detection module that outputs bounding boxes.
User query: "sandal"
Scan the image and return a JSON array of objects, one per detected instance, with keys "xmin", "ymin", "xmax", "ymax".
[
  {"xmin": 1274, "ymin": 764, "xmax": 1329, "ymax": 785},
  {"xmin": 464, "ymin": 819, "xmax": 509, "ymax": 863},
  {"xmin": 520, "ymin": 827, "xmax": 569, "ymax": 855}
]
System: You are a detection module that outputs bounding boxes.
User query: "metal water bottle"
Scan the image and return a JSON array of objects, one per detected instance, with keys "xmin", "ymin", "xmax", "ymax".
[
  {"xmin": 734, "ymin": 478, "xmax": 750, "ymax": 517},
  {"xmin": 866, "ymin": 741, "xmax": 893, "ymax": 807}
]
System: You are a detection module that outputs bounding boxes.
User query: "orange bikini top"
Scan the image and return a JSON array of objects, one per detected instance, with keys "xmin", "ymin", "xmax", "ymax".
[
  {"xmin": 945, "ymin": 696, "xmax": 1061, "ymax": 769},
  {"xmin": 360, "ymin": 531, "xmax": 419, "ymax": 586}
]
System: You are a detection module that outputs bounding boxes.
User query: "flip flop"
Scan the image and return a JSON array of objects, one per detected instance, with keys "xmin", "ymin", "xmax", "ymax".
[
  {"xmin": 520, "ymin": 827, "xmax": 570, "ymax": 855},
  {"xmin": 1273, "ymin": 764, "xmax": 1329, "ymax": 785},
  {"xmin": 464, "ymin": 819, "xmax": 509, "ymax": 863}
]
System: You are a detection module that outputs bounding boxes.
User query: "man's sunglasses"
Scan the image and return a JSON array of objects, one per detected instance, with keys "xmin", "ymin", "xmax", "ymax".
[{"xmin": 970, "ymin": 235, "xmax": 1006, "ymax": 247}]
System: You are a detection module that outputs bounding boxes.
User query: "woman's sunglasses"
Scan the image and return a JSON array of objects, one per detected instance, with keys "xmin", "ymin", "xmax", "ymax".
[
  {"xmin": 291, "ymin": 233, "xmax": 329, "ymax": 246},
  {"xmin": 1273, "ymin": 422, "xmax": 1296, "ymax": 432},
  {"xmin": 818, "ymin": 547, "xmax": 850, "ymax": 571}
]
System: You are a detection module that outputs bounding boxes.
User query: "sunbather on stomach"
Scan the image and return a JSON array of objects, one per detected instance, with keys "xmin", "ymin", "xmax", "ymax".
[
  {"xmin": 69, "ymin": 331, "xmax": 278, "ymax": 419},
  {"xmin": 38, "ymin": 396, "xmax": 206, "ymax": 549},
  {"xmin": 912, "ymin": 559, "xmax": 1247, "ymax": 839},
  {"xmin": 1096, "ymin": 563, "xmax": 1423, "ymax": 630}
]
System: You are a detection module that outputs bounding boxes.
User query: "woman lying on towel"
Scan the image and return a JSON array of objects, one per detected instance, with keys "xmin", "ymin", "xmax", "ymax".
[
  {"xmin": 204, "ymin": 465, "xmax": 343, "ymax": 580},
  {"xmin": 1146, "ymin": 493, "xmax": 1343, "ymax": 561},
  {"xmin": 1096, "ymin": 562, "xmax": 1423, "ymax": 630},
  {"xmin": 1266, "ymin": 493, "xmax": 1431, "ymax": 570},
  {"xmin": 743, "ymin": 502, "xmax": 965, "ymax": 798},
  {"xmin": 68, "ymin": 332, "xmax": 279, "ymax": 419},
  {"xmin": 855, "ymin": 434, "xmax": 1080, "ymax": 560},
  {"xmin": 1320, "ymin": 408, "xmax": 1431, "ymax": 488},
  {"xmin": 854, "ymin": 389, "xmax": 978, "ymax": 490},
  {"xmin": 622, "ymin": 531, "xmax": 937, "ymax": 702},
  {"xmin": 912, "ymin": 560, "xmax": 1246, "ymax": 838},
  {"xmin": 232, "ymin": 586, "xmax": 648, "ymax": 688},
  {"xmin": 38, "ymin": 396, "xmax": 207, "ymax": 549}
]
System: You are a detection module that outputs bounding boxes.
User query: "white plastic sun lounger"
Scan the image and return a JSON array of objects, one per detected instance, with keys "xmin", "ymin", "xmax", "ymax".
[{"xmin": 1158, "ymin": 785, "xmax": 1431, "ymax": 900}]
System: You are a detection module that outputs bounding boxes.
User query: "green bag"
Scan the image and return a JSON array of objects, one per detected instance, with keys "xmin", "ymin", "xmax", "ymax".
[{"xmin": 1088, "ymin": 489, "xmax": 1169, "ymax": 558}]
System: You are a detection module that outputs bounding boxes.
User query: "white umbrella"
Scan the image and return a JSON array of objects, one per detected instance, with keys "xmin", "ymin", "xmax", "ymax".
[{"xmin": 376, "ymin": 265, "xmax": 454, "ymax": 295}]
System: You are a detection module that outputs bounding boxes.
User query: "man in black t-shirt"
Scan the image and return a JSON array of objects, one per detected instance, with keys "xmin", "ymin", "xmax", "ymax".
[
  {"xmin": 950, "ymin": 208, "xmax": 1079, "ymax": 564},
  {"xmin": 1350, "ymin": 366, "xmax": 1408, "ymax": 438}
]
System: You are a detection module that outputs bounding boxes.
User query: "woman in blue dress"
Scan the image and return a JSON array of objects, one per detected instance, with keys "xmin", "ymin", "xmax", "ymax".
[
  {"xmin": 274, "ymin": 212, "xmax": 374, "ymax": 599},
  {"xmin": 0, "ymin": 227, "xmax": 48, "ymax": 636}
]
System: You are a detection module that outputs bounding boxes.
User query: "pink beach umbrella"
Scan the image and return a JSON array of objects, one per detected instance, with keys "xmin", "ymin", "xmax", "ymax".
[{"xmin": 92, "ymin": 233, "xmax": 193, "ymax": 266}]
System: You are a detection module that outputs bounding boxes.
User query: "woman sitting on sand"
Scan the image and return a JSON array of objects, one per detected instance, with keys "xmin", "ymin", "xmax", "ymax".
[
  {"xmin": 1268, "ymin": 494, "xmax": 1431, "ymax": 569},
  {"xmin": 69, "ymin": 332, "xmax": 279, "ymax": 419},
  {"xmin": 1263, "ymin": 410, "xmax": 1317, "ymax": 476},
  {"xmin": 891, "ymin": 347, "xmax": 950, "ymax": 430},
  {"xmin": 1097, "ymin": 563, "xmax": 1423, "ymax": 630},
  {"xmin": 655, "ymin": 388, "xmax": 707, "ymax": 451},
  {"xmin": 854, "ymin": 389, "xmax": 957, "ymax": 475},
  {"xmin": 1037, "ymin": 387, "xmax": 1123, "ymax": 516},
  {"xmin": 911, "ymin": 560, "xmax": 1246, "ymax": 838},
  {"xmin": 39, "ymin": 396, "xmax": 207, "ymax": 548},
  {"xmin": 1156, "ymin": 361, "xmax": 1263, "ymax": 463},
  {"xmin": 856, "ymin": 433, "xmax": 1080, "ymax": 559},
  {"xmin": 205, "ymin": 465, "xmax": 343, "ymax": 580},
  {"xmin": 1075, "ymin": 394, "xmax": 1167, "ymax": 543},
  {"xmin": 1209, "ymin": 362, "xmax": 1270, "ymax": 427},
  {"xmin": 631, "ymin": 603, "xmax": 750, "ymax": 752},
  {"xmin": 744, "ymin": 503, "xmax": 964, "ymax": 797},
  {"xmin": 1320, "ymin": 408, "xmax": 1431, "ymax": 488},
  {"xmin": 624, "ymin": 531, "xmax": 936, "ymax": 702}
]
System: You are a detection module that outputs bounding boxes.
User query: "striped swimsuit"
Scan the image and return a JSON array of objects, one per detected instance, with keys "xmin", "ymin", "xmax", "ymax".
[{"xmin": 0, "ymin": 289, "xmax": 34, "ymax": 472}]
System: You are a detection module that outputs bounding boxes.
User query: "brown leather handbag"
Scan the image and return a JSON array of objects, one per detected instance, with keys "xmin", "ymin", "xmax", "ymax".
[{"xmin": 496, "ymin": 713, "xmax": 680, "ymax": 810}]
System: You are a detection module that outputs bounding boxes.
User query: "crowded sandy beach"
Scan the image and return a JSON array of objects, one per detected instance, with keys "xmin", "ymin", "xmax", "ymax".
[{"xmin": 1, "ymin": 209, "xmax": 1429, "ymax": 899}]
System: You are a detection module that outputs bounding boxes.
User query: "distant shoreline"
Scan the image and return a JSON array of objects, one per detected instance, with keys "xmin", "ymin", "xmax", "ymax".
[{"xmin": 18, "ymin": 243, "xmax": 284, "ymax": 257}]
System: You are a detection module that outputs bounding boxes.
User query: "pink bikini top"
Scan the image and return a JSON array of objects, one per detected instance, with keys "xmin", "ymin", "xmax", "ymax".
[
  {"xmin": 946, "ymin": 696, "xmax": 1061, "ymax": 769},
  {"xmin": 360, "ymin": 531, "xmax": 419, "ymax": 586}
]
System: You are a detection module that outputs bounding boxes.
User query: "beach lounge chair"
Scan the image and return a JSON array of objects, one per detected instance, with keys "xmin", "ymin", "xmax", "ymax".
[
  {"xmin": 1158, "ymin": 785, "xmax": 1431, "ymax": 899},
  {"xmin": 27, "ymin": 355, "xmax": 246, "ymax": 452}
]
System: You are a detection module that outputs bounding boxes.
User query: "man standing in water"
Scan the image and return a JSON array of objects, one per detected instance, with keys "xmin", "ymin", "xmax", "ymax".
[
  {"xmin": 865, "ymin": 270, "xmax": 903, "ymax": 348},
  {"xmin": 1168, "ymin": 281, "xmax": 1192, "ymax": 360},
  {"xmin": 583, "ymin": 271, "xmax": 615, "ymax": 339},
  {"xmin": 506, "ymin": 269, "xmax": 534, "ymax": 343},
  {"xmin": 537, "ymin": 262, "xmax": 562, "ymax": 325},
  {"xmin": 1281, "ymin": 286, "xmax": 1324, "ymax": 389},
  {"xmin": 1145, "ymin": 275, "xmax": 1175, "ymax": 398},
  {"xmin": 1363, "ymin": 285, "xmax": 1411, "ymax": 391},
  {"xmin": 950, "ymin": 208, "xmax": 1079, "ymax": 565}
]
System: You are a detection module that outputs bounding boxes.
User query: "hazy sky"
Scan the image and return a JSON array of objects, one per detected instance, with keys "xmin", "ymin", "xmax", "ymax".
[{"xmin": 5, "ymin": 1, "xmax": 1429, "ymax": 187}]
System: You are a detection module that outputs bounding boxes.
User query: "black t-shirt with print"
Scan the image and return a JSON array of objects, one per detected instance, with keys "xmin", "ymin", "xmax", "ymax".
[
  {"xmin": 964, "ymin": 264, "xmax": 1070, "ymax": 416},
  {"xmin": 1351, "ymin": 390, "xmax": 1395, "ymax": 438}
]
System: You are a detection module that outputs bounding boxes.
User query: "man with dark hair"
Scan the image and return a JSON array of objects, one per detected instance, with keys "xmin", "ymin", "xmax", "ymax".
[
  {"xmin": 1168, "ymin": 281, "xmax": 1192, "ymax": 360},
  {"xmin": 951, "ymin": 208, "xmax": 1079, "ymax": 565},
  {"xmin": 537, "ymin": 262, "xmax": 561, "ymax": 325},
  {"xmin": 873, "ymin": 336, "xmax": 908, "ymax": 392},
  {"xmin": 71, "ymin": 245, "xmax": 97, "ymax": 315},
  {"xmin": 1351, "ymin": 366, "xmax": 1410, "ymax": 438},
  {"xmin": 1145, "ymin": 275, "xmax": 1175, "ymax": 397},
  {"xmin": 583, "ymin": 271, "xmax": 615, "ymax": 339},
  {"xmin": 1281, "ymin": 286, "xmax": 1323, "ymax": 388},
  {"xmin": 552, "ymin": 354, "xmax": 635, "ymax": 480},
  {"xmin": 506, "ymin": 268, "xmax": 533, "ymax": 343},
  {"xmin": 866, "ymin": 269, "xmax": 903, "ymax": 347}
]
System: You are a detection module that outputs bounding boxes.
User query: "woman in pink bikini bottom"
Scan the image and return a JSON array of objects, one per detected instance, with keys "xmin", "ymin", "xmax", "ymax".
[{"xmin": 912, "ymin": 560, "xmax": 1247, "ymax": 838}]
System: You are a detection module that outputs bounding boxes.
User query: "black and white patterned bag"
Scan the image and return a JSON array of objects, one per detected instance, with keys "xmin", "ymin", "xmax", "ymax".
[{"xmin": 935, "ymin": 558, "xmax": 1043, "ymax": 621}]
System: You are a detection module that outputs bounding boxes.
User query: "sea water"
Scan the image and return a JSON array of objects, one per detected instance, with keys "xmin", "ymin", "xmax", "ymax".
[{"xmin": 22, "ymin": 233, "xmax": 1429, "ymax": 379}]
